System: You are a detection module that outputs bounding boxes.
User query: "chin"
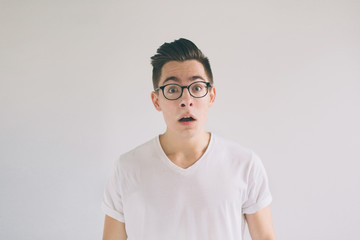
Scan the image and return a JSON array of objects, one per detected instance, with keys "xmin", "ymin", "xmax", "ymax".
[{"xmin": 177, "ymin": 128, "xmax": 204, "ymax": 139}]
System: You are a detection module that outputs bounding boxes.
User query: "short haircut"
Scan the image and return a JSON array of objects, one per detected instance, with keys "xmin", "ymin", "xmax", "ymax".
[{"xmin": 150, "ymin": 38, "xmax": 213, "ymax": 90}]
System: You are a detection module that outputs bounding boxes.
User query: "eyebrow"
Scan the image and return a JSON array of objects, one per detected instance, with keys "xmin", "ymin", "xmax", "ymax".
[{"xmin": 163, "ymin": 75, "xmax": 206, "ymax": 84}]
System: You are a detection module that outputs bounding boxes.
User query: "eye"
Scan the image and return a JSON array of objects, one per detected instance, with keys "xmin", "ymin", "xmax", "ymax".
[
  {"xmin": 167, "ymin": 86, "xmax": 179, "ymax": 93},
  {"xmin": 194, "ymin": 86, "xmax": 202, "ymax": 91},
  {"xmin": 191, "ymin": 84, "xmax": 203, "ymax": 92}
]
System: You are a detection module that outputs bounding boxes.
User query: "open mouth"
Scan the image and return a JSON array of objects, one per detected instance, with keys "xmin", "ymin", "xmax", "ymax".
[{"xmin": 179, "ymin": 116, "xmax": 196, "ymax": 122}]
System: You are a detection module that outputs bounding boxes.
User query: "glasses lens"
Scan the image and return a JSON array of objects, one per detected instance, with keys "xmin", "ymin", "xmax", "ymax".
[
  {"xmin": 189, "ymin": 82, "xmax": 208, "ymax": 98},
  {"xmin": 163, "ymin": 84, "xmax": 182, "ymax": 100}
]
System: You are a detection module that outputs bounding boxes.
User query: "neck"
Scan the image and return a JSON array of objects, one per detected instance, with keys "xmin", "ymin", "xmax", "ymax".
[{"xmin": 159, "ymin": 130, "xmax": 211, "ymax": 158}]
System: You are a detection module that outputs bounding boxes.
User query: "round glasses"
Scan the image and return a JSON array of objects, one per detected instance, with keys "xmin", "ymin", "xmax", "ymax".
[{"xmin": 155, "ymin": 81, "xmax": 212, "ymax": 100}]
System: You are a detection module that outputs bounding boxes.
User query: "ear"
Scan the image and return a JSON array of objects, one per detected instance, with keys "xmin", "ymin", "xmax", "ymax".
[
  {"xmin": 208, "ymin": 86, "xmax": 216, "ymax": 106},
  {"xmin": 151, "ymin": 91, "xmax": 162, "ymax": 111}
]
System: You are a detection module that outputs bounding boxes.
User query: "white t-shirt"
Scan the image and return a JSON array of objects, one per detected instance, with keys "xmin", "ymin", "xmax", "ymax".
[{"xmin": 102, "ymin": 133, "xmax": 272, "ymax": 240}]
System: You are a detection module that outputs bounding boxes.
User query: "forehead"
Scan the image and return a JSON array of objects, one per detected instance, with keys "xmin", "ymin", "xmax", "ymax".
[{"xmin": 159, "ymin": 60, "xmax": 207, "ymax": 85}]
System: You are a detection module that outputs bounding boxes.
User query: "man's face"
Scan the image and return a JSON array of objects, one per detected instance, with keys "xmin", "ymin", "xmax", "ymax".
[{"xmin": 151, "ymin": 60, "xmax": 216, "ymax": 138}]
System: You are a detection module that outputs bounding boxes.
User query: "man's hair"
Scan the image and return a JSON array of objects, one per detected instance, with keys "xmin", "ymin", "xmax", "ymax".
[{"xmin": 150, "ymin": 38, "xmax": 213, "ymax": 90}]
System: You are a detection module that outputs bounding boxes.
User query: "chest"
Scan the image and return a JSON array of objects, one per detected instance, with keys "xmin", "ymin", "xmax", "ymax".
[{"xmin": 122, "ymin": 163, "xmax": 248, "ymax": 213}]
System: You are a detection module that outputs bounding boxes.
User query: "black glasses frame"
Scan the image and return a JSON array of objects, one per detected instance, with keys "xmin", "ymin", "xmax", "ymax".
[{"xmin": 154, "ymin": 81, "xmax": 212, "ymax": 100}]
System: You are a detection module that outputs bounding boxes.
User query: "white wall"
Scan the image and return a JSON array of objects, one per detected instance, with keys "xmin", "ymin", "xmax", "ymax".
[{"xmin": 1, "ymin": 0, "xmax": 359, "ymax": 239}]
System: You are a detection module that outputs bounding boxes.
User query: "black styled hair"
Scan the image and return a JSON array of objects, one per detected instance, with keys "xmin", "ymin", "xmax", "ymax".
[{"xmin": 150, "ymin": 38, "xmax": 213, "ymax": 89}]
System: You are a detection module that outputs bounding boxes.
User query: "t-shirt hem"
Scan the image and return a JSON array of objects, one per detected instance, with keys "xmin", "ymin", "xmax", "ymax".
[
  {"xmin": 101, "ymin": 202, "xmax": 125, "ymax": 223},
  {"xmin": 242, "ymin": 195, "xmax": 272, "ymax": 214}
]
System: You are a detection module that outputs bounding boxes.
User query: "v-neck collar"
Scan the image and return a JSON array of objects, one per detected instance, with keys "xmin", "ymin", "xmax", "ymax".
[{"xmin": 155, "ymin": 133, "xmax": 214, "ymax": 175}]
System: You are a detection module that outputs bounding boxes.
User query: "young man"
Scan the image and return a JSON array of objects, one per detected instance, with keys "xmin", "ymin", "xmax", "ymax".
[{"xmin": 102, "ymin": 38, "xmax": 276, "ymax": 240}]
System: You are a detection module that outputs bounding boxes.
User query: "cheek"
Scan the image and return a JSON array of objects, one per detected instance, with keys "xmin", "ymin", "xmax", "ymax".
[
  {"xmin": 160, "ymin": 104, "xmax": 177, "ymax": 121},
  {"xmin": 201, "ymin": 109, "xmax": 210, "ymax": 120},
  {"xmin": 196, "ymin": 102, "xmax": 210, "ymax": 119}
]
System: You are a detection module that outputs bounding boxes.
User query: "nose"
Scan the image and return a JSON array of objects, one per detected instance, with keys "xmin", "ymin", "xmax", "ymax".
[{"xmin": 179, "ymin": 88, "xmax": 193, "ymax": 108}]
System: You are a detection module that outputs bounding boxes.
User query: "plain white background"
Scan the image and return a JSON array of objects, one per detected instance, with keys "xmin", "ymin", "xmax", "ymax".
[{"xmin": 1, "ymin": 0, "xmax": 359, "ymax": 239}]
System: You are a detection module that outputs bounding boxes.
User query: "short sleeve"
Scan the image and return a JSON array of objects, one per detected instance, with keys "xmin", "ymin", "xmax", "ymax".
[
  {"xmin": 101, "ymin": 159, "xmax": 125, "ymax": 222},
  {"xmin": 242, "ymin": 151, "xmax": 272, "ymax": 214}
]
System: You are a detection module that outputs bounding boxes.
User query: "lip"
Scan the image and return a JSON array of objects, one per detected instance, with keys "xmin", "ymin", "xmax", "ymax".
[
  {"xmin": 178, "ymin": 113, "xmax": 197, "ymax": 121},
  {"xmin": 179, "ymin": 120, "xmax": 195, "ymax": 126}
]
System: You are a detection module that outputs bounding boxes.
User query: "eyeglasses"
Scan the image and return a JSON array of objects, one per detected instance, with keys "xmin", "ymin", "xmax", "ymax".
[{"xmin": 154, "ymin": 81, "xmax": 212, "ymax": 100}]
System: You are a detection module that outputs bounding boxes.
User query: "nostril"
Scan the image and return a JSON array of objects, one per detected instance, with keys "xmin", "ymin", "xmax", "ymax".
[
  {"xmin": 189, "ymin": 103, "xmax": 193, "ymax": 107},
  {"xmin": 181, "ymin": 103, "xmax": 185, "ymax": 107}
]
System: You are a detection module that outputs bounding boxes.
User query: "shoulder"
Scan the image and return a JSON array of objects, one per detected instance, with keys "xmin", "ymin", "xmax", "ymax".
[
  {"xmin": 213, "ymin": 134, "xmax": 252, "ymax": 159},
  {"xmin": 212, "ymin": 134, "xmax": 263, "ymax": 169},
  {"xmin": 114, "ymin": 136, "xmax": 158, "ymax": 172}
]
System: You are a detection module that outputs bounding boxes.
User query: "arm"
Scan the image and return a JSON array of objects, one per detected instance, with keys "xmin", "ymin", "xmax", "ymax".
[
  {"xmin": 102, "ymin": 215, "xmax": 127, "ymax": 240},
  {"xmin": 245, "ymin": 206, "xmax": 276, "ymax": 240}
]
